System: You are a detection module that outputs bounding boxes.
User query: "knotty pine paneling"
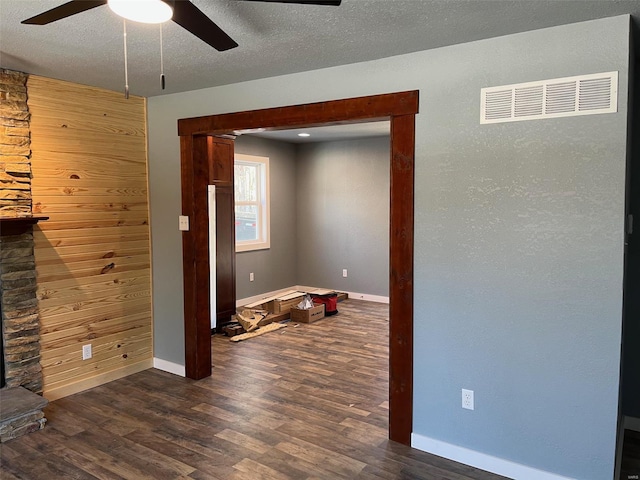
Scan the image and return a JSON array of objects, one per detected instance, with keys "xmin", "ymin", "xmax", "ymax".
[{"xmin": 27, "ymin": 75, "xmax": 153, "ymax": 400}]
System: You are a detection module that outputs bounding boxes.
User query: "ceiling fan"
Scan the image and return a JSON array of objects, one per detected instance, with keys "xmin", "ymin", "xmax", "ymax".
[{"xmin": 22, "ymin": 0, "xmax": 342, "ymax": 52}]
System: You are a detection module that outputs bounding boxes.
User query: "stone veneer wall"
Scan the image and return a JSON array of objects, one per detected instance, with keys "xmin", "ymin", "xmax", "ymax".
[
  {"xmin": 1, "ymin": 69, "xmax": 32, "ymax": 216},
  {"xmin": 0, "ymin": 69, "xmax": 43, "ymax": 394},
  {"xmin": 0, "ymin": 232, "xmax": 42, "ymax": 393}
]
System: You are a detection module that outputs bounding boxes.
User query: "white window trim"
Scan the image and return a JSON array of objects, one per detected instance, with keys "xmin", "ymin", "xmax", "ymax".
[{"xmin": 234, "ymin": 153, "xmax": 270, "ymax": 252}]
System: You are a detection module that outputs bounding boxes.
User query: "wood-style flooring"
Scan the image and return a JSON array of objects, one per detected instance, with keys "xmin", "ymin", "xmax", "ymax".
[{"xmin": 0, "ymin": 299, "xmax": 509, "ymax": 479}]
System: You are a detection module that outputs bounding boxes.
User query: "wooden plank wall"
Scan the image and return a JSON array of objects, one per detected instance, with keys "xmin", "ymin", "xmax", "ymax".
[{"xmin": 27, "ymin": 76, "xmax": 153, "ymax": 400}]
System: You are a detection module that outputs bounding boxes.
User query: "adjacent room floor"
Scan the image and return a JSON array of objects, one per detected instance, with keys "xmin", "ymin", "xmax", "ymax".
[{"xmin": 0, "ymin": 299, "xmax": 508, "ymax": 479}]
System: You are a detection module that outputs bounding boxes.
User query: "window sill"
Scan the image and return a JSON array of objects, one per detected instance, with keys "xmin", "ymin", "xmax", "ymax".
[{"xmin": 236, "ymin": 242, "xmax": 270, "ymax": 253}]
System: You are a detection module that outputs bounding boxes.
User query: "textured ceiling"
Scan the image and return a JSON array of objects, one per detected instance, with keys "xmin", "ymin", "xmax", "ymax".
[{"xmin": 1, "ymin": 0, "xmax": 640, "ymax": 98}]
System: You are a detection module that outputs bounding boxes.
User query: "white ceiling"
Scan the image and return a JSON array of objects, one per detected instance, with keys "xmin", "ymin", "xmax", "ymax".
[
  {"xmin": 1, "ymin": 1, "xmax": 640, "ymax": 98},
  {"xmin": 247, "ymin": 120, "xmax": 390, "ymax": 143}
]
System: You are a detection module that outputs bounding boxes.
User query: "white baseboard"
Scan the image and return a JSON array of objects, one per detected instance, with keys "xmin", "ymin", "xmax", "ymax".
[
  {"xmin": 295, "ymin": 286, "xmax": 389, "ymax": 304},
  {"xmin": 153, "ymin": 357, "xmax": 186, "ymax": 377},
  {"xmin": 341, "ymin": 291, "xmax": 389, "ymax": 304},
  {"xmin": 238, "ymin": 285, "xmax": 390, "ymax": 308},
  {"xmin": 411, "ymin": 433, "xmax": 575, "ymax": 480}
]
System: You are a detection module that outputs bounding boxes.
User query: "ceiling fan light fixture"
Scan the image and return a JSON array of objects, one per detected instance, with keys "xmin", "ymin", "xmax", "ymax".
[{"xmin": 108, "ymin": 0, "xmax": 173, "ymax": 24}]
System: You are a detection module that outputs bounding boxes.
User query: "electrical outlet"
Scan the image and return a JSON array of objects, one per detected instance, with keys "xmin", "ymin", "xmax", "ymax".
[
  {"xmin": 462, "ymin": 389, "xmax": 474, "ymax": 410},
  {"xmin": 249, "ymin": 272, "xmax": 254, "ymax": 282},
  {"xmin": 178, "ymin": 215, "xmax": 189, "ymax": 231},
  {"xmin": 342, "ymin": 269, "xmax": 348, "ymax": 278},
  {"xmin": 82, "ymin": 344, "xmax": 92, "ymax": 360}
]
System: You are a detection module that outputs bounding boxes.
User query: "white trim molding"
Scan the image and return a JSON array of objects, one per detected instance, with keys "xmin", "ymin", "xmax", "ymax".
[
  {"xmin": 341, "ymin": 291, "xmax": 389, "ymax": 304},
  {"xmin": 411, "ymin": 433, "xmax": 576, "ymax": 480},
  {"xmin": 153, "ymin": 357, "xmax": 186, "ymax": 377},
  {"xmin": 238, "ymin": 286, "xmax": 390, "ymax": 308},
  {"xmin": 295, "ymin": 286, "xmax": 389, "ymax": 304}
]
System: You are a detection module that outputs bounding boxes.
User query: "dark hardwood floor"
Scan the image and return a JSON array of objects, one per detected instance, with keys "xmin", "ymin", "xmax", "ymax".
[{"xmin": 1, "ymin": 299, "xmax": 509, "ymax": 479}]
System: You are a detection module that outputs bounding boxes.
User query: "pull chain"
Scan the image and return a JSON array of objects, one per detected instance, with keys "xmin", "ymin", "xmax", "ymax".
[
  {"xmin": 160, "ymin": 23, "xmax": 166, "ymax": 90},
  {"xmin": 123, "ymin": 19, "xmax": 129, "ymax": 99}
]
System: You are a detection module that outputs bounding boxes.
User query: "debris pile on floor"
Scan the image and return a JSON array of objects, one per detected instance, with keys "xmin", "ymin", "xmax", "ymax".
[
  {"xmin": 235, "ymin": 309, "xmax": 269, "ymax": 332},
  {"xmin": 222, "ymin": 306, "xmax": 289, "ymax": 341},
  {"xmin": 220, "ymin": 288, "xmax": 348, "ymax": 342}
]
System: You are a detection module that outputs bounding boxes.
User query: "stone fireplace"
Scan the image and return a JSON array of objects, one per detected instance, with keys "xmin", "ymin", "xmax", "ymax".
[{"xmin": 0, "ymin": 68, "xmax": 48, "ymax": 442}]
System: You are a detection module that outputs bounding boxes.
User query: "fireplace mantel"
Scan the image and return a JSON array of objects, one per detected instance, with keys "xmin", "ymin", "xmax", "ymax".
[{"xmin": 0, "ymin": 216, "xmax": 49, "ymax": 236}]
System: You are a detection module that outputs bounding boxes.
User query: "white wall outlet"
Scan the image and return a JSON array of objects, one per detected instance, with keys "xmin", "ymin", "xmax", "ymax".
[
  {"xmin": 82, "ymin": 344, "xmax": 92, "ymax": 360},
  {"xmin": 249, "ymin": 272, "xmax": 254, "ymax": 282},
  {"xmin": 178, "ymin": 215, "xmax": 189, "ymax": 231},
  {"xmin": 342, "ymin": 269, "xmax": 348, "ymax": 278},
  {"xmin": 462, "ymin": 388, "xmax": 474, "ymax": 410}
]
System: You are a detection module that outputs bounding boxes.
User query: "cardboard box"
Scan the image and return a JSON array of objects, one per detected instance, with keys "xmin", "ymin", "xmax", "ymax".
[
  {"xmin": 290, "ymin": 304, "xmax": 325, "ymax": 324},
  {"xmin": 267, "ymin": 295, "xmax": 305, "ymax": 314}
]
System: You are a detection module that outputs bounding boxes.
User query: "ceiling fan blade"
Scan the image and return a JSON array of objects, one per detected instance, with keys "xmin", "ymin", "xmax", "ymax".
[
  {"xmin": 233, "ymin": 0, "xmax": 341, "ymax": 5},
  {"xmin": 171, "ymin": 1, "xmax": 238, "ymax": 52},
  {"xmin": 22, "ymin": 0, "xmax": 107, "ymax": 25}
]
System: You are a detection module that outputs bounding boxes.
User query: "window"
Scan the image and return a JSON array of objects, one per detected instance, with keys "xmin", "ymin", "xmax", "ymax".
[{"xmin": 234, "ymin": 154, "xmax": 270, "ymax": 252}]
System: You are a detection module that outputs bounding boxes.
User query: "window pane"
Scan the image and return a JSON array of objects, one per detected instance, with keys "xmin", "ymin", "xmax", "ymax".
[
  {"xmin": 234, "ymin": 164, "xmax": 258, "ymax": 202},
  {"xmin": 234, "ymin": 154, "xmax": 269, "ymax": 252},
  {"xmin": 235, "ymin": 205, "xmax": 258, "ymax": 242}
]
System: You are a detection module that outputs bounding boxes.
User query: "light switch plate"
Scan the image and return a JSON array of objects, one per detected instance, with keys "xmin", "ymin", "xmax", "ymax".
[{"xmin": 179, "ymin": 215, "xmax": 189, "ymax": 231}]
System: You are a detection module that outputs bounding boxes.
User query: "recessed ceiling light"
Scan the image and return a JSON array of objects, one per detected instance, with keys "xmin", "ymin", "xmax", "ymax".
[{"xmin": 298, "ymin": 133, "xmax": 311, "ymax": 137}]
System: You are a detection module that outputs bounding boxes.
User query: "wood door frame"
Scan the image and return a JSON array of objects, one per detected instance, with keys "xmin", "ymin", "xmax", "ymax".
[{"xmin": 179, "ymin": 90, "xmax": 418, "ymax": 445}]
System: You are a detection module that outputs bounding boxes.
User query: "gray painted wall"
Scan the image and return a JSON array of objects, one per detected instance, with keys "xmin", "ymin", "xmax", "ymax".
[
  {"xmin": 234, "ymin": 135, "xmax": 298, "ymax": 300},
  {"xmin": 147, "ymin": 15, "xmax": 630, "ymax": 479},
  {"xmin": 295, "ymin": 137, "xmax": 390, "ymax": 296},
  {"xmin": 235, "ymin": 135, "xmax": 390, "ymax": 299}
]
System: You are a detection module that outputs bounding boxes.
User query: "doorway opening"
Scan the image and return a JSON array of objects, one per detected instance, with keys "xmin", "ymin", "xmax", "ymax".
[{"xmin": 179, "ymin": 91, "xmax": 418, "ymax": 445}]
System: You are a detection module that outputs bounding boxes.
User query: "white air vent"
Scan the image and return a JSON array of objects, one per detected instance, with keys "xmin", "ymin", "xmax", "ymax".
[{"xmin": 481, "ymin": 71, "xmax": 617, "ymax": 124}]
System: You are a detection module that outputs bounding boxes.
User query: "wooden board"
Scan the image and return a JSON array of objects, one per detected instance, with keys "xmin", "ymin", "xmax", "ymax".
[
  {"xmin": 307, "ymin": 288, "xmax": 335, "ymax": 295},
  {"xmin": 244, "ymin": 289, "xmax": 299, "ymax": 308},
  {"xmin": 27, "ymin": 75, "xmax": 153, "ymax": 400},
  {"xmin": 276, "ymin": 291, "xmax": 306, "ymax": 301},
  {"xmin": 230, "ymin": 322, "xmax": 287, "ymax": 342}
]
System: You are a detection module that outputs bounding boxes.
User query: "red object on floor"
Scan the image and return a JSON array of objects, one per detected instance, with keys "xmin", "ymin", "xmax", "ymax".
[{"xmin": 311, "ymin": 293, "xmax": 338, "ymax": 316}]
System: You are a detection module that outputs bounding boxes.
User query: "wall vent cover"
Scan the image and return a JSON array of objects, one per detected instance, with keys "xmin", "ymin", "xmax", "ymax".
[{"xmin": 480, "ymin": 71, "xmax": 618, "ymax": 124}]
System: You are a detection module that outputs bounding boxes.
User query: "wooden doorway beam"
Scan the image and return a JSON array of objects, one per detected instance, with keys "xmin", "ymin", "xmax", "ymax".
[
  {"xmin": 179, "ymin": 90, "xmax": 418, "ymax": 445},
  {"xmin": 178, "ymin": 91, "xmax": 418, "ymax": 136}
]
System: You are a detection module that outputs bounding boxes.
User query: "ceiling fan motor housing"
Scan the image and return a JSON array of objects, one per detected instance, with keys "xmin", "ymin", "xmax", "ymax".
[{"xmin": 108, "ymin": 0, "xmax": 175, "ymax": 24}]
